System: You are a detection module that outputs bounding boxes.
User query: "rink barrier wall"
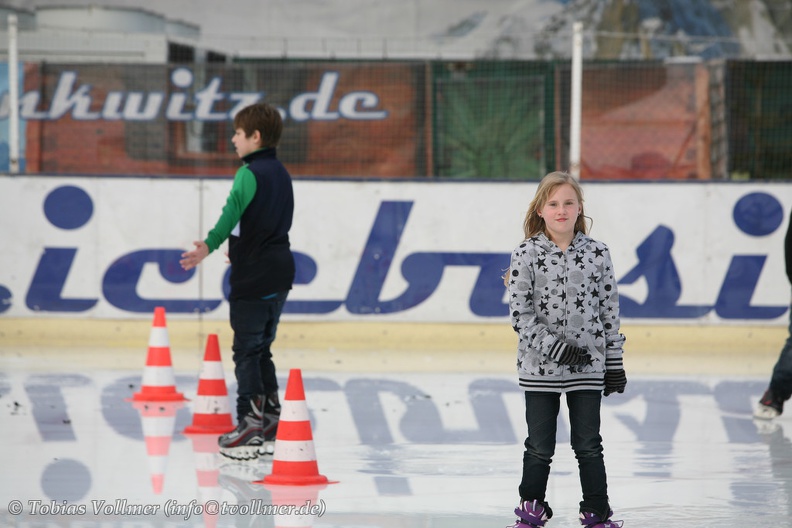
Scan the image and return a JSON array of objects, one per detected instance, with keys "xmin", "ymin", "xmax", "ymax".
[{"xmin": 1, "ymin": 176, "xmax": 791, "ymax": 327}]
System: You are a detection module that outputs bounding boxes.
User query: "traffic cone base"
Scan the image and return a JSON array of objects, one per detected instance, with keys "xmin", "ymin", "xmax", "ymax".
[
  {"xmin": 184, "ymin": 334, "xmax": 235, "ymax": 434},
  {"xmin": 262, "ymin": 464, "xmax": 329, "ymax": 486}
]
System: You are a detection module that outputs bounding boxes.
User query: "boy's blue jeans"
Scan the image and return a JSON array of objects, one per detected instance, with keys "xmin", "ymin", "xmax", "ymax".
[
  {"xmin": 770, "ymin": 304, "xmax": 792, "ymax": 402},
  {"xmin": 229, "ymin": 291, "xmax": 288, "ymax": 422},
  {"xmin": 519, "ymin": 390, "xmax": 610, "ymax": 518}
]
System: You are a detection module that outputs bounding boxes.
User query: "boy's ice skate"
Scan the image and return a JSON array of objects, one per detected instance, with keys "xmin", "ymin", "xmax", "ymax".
[
  {"xmin": 754, "ymin": 389, "xmax": 783, "ymax": 420},
  {"xmin": 218, "ymin": 393, "xmax": 280, "ymax": 460},
  {"xmin": 507, "ymin": 499, "xmax": 549, "ymax": 528},
  {"xmin": 579, "ymin": 510, "xmax": 623, "ymax": 527}
]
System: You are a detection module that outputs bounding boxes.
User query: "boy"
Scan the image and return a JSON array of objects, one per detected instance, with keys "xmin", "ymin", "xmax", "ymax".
[
  {"xmin": 755, "ymin": 209, "xmax": 792, "ymax": 420},
  {"xmin": 180, "ymin": 102, "xmax": 295, "ymax": 460}
]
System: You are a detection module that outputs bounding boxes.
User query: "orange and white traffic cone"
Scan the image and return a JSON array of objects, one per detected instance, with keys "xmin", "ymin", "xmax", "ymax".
[
  {"xmin": 185, "ymin": 432, "xmax": 222, "ymax": 528},
  {"xmin": 258, "ymin": 369, "xmax": 334, "ymax": 486},
  {"xmin": 132, "ymin": 306, "xmax": 186, "ymax": 402},
  {"xmin": 184, "ymin": 334, "xmax": 234, "ymax": 435},
  {"xmin": 132, "ymin": 400, "xmax": 184, "ymax": 495}
]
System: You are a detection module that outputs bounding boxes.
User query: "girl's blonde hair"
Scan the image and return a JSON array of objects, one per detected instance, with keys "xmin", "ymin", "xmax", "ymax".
[{"xmin": 523, "ymin": 171, "xmax": 588, "ymax": 239}]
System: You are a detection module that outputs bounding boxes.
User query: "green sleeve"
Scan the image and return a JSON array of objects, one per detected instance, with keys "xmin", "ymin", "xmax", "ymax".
[{"xmin": 204, "ymin": 166, "xmax": 257, "ymax": 253}]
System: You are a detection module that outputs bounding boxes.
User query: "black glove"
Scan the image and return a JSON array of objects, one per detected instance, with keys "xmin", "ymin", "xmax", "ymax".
[
  {"xmin": 604, "ymin": 369, "xmax": 627, "ymax": 396},
  {"xmin": 549, "ymin": 340, "xmax": 592, "ymax": 366}
]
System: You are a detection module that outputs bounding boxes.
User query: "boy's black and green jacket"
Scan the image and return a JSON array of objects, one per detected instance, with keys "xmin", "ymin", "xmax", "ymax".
[{"xmin": 205, "ymin": 147, "xmax": 295, "ymax": 300}]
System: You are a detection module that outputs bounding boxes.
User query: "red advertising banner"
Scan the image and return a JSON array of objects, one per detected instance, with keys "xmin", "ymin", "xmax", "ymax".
[
  {"xmin": 577, "ymin": 62, "xmax": 712, "ymax": 180},
  {"xmin": 21, "ymin": 62, "xmax": 425, "ymax": 178}
]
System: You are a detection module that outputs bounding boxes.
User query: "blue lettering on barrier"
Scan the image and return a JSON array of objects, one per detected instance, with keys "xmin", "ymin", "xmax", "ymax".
[
  {"xmin": 401, "ymin": 252, "xmax": 509, "ymax": 316},
  {"xmin": 102, "ymin": 249, "xmax": 222, "ymax": 313},
  {"xmin": 714, "ymin": 192, "xmax": 787, "ymax": 319},
  {"xmin": 344, "ymin": 201, "xmax": 508, "ymax": 316},
  {"xmin": 0, "ymin": 285, "xmax": 10, "ymax": 314},
  {"xmin": 26, "ymin": 248, "xmax": 98, "ymax": 312},
  {"xmin": 43, "ymin": 185, "xmax": 94, "ymax": 229},
  {"xmin": 345, "ymin": 200, "xmax": 413, "ymax": 314},
  {"xmin": 715, "ymin": 255, "xmax": 786, "ymax": 319},
  {"xmin": 618, "ymin": 226, "xmax": 710, "ymax": 317},
  {"xmin": 619, "ymin": 191, "xmax": 787, "ymax": 320},
  {"xmin": 25, "ymin": 186, "xmax": 98, "ymax": 312},
  {"xmin": 282, "ymin": 252, "xmax": 344, "ymax": 314},
  {"xmin": 732, "ymin": 191, "xmax": 785, "ymax": 237},
  {"xmin": 6, "ymin": 185, "xmax": 790, "ymax": 320}
]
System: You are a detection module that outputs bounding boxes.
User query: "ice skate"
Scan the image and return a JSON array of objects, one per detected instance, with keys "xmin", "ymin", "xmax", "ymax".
[
  {"xmin": 754, "ymin": 389, "xmax": 783, "ymax": 420},
  {"xmin": 579, "ymin": 510, "xmax": 623, "ymax": 527},
  {"xmin": 260, "ymin": 390, "xmax": 281, "ymax": 454},
  {"xmin": 219, "ymin": 393, "xmax": 279, "ymax": 460},
  {"xmin": 507, "ymin": 499, "xmax": 549, "ymax": 528}
]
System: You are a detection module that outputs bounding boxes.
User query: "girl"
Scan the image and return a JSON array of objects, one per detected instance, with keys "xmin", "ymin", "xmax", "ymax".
[{"xmin": 506, "ymin": 172, "xmax": 626, "ymax": 528}]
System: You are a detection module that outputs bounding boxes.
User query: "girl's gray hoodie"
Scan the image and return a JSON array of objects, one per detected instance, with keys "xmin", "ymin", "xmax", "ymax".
[{"xmin": 509, "ymin": 231, "xmax": 626, "ymax": 392}]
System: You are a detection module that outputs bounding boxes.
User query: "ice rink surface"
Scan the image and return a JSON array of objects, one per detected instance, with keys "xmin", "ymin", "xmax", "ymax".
[{"xmin": 1, "ymin": 332, "xmax": 791, "ymax": 528}]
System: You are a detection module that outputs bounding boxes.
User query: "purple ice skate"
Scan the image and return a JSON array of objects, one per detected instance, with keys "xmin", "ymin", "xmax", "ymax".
[
  {"xmin": 507, "ymin": 499, "xmax": 549, "ymax": 528},
  {"xmin": 579, "ymin": 510, "xmax": 623, "ymax": 527}
]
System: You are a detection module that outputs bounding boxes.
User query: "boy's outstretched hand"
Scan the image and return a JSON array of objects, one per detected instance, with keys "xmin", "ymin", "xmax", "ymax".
[{"xmin": 180, "ymin": 240, "xmax": 209, "ymax": 270}]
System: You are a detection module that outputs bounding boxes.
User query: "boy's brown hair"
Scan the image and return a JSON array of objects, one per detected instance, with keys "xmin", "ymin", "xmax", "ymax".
[{"xmin": 233, "ymin": 103, "xmax": 283, "ymax": 148}]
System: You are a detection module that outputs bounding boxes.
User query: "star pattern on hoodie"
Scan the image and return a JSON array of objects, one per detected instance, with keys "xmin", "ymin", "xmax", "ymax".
[{"xmin": 507, "ymin": 232, "xmax": 622, "ymax": 381}]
